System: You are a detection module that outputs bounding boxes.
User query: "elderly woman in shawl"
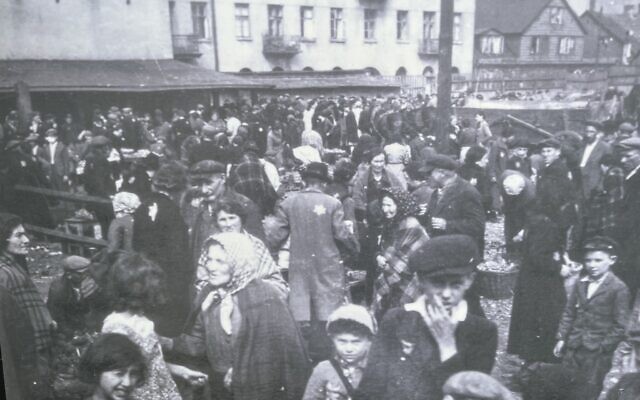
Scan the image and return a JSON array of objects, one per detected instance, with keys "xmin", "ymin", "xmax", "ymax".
[
  {"xmin": 193, "ymin": 198, "xmax": 288, "ymax": 298},
  {"xmin": 172, "ymin": 232, "xmax": 310, "ymax": 400},
  {"xmin": 293, "ymin": 129, "xmax": 324, "ymax": 164},
  {"xmin": 372, "ymin": 188, "xmax": 429, "ymax": 318}
]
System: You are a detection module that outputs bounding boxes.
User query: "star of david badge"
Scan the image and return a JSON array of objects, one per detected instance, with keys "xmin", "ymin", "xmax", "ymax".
[{"xmin": 313, "ymin": 204, "xmax": 326, "ymax": 216}]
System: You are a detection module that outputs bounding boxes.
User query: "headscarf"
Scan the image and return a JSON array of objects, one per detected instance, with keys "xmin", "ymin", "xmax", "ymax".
[
  {"xmin": 380, "ymin": 188, "xmax": 419, "ymax": 221},
  {"xmin": 112, "ymin": 192, "xmax": 141, "ymax": 214},
  {"xmin": 301, "ymin": 129, "xmax": 324, "ymax": 154}
]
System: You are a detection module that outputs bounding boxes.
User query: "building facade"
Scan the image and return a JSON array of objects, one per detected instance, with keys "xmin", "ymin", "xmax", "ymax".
[
  {"xmin": 169, "ymin": 0, "xmax": 476, "ymax": 76},
  {"xmin": 581, "ymin": 11, "xmax": 640, "ymax": 66}
]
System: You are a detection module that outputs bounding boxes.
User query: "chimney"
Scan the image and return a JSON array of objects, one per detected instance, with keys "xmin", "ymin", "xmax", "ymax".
[{"xmin": 589, "ymin": 0, "xmax": 596, "ymax": 12}]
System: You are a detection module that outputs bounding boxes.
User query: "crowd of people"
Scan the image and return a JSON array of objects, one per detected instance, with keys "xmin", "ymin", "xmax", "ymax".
[{"xmin": 1, "ymin": 93, "xmax": 640, "ymax": 400}]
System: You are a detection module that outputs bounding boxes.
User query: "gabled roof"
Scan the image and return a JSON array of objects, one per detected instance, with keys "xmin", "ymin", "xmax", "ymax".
[
  {"xmin": 582, "ymin": 11, "xmax": 640, "ymax": 46},
  {"xmin": 0, "ymin": 59, "xmax": 269, "ymax": 93},
  {"xmin": 476, "ymin": 0, "xmax": 586, "ymax": 35}
]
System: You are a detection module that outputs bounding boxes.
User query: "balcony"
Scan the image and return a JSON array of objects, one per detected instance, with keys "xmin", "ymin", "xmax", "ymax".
[
  {"xmin": 172, "ymin": 35, "xmax": 202, "ymax": 59},
  {"xmin": 418, "ymin": 38, "xmax": 439, "ymax": 55},
  {"xmin": 263, "ymin": 35, "xmax": 302, "ymax": 56}
]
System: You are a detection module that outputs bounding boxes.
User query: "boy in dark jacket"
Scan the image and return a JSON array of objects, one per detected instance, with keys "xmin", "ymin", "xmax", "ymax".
[
  {"xmin": 555, "ymin": 236, "xmax": 630, "ymax": 399},
  {"xmin": 355, "ymin": 235, "xmax": 497, "ymax": 400}
]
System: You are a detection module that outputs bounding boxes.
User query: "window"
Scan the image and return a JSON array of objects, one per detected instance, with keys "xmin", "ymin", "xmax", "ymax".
[
  {"xmin": 191, "ymin": 2, "xmax": 208, "ymax": 38},
  {"xmin": 300, "ymin": 6, "xmax": 315, "ymax": 39},
  {"xmin": 550, "ymin": 7, "xmax": 563, "ymax": 25},
  {"xmin": 268, "ymin": 5, "xmax": 283, "ymax": 37},
  {"xmin": 397, "ymin": 10, "xmax": 409, "ymax": 41},
  {"xmin": 623, "ymin": 43, "xmax": 632, "ymax": 65},
  {"xmin": 234, "ymin": 3, "xmax": 251, "ymax": 39},
  {"xmin": 169, "ymin": 1, "xmax": 177, "ymax": 33},
  {"xmin": 480, "ymin": 35, "xmax": 503, "ymax": 55},
  {"xmin": 330, "ymin": 8, "xmax": 345, "ymax": 41},
  {"xmin": 529, "ymin": 36, "xmax": 548, "ymax": 55},
  {"xmin": 423, "ymin": 12, "xmax": 436, "ymax": 39},
  {"xmin": 453, "ymin": 13, "xmax": 462, "ymax": 43},
  {"xmin": 364, "ymin": 9, "xmax": 377, "ymax": 41},
  {"xmin": 558, "ymin": 37, "xmax": 575, "ymax": 55}
]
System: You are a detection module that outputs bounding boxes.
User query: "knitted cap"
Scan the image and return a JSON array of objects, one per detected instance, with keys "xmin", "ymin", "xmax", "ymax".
[{"xmin": 327, "ymin": 304, "xmax": 377, "ymax": 336}]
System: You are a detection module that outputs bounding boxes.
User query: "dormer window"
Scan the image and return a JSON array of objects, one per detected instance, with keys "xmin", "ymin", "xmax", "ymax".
[
  {"xmin": 481, "ymin": 35, "xmax": 504, "ymax": 54},
  {"xmin": 550, "ymin": 7, "xmax": 563, "ymax": 25}
]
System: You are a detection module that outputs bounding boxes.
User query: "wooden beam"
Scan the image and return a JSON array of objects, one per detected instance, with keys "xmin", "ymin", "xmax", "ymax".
[
  {"xmin": 14, "ymin": 184, "xmax": 112, "ymax": 205},
  {"xmin": 24, "ymin": 223, "xmax": 108, "ymax": 247},
  {"xmin": 16, "ymin": 81, "xmax": 32, "ymax": 136},
  {"xmin": 506, "ymin": 114, "xmax": 554, "ymax": 138}
]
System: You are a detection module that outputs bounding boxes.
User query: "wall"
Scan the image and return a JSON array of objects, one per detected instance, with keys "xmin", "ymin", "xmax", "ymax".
[
  {"xmin": 0, "ymin": 0, "xmax": 173, "ymax": 60},
  {"xmin": 212, "ymin": 0, "xmax": 476, "ymax": 76},
  {"xmin": 169, "ymin": 0, "xmax": 218, "ymax": 70},
  {"xmin": 580, "ymin": 15, "xmax": 624, "ymax": 63}
]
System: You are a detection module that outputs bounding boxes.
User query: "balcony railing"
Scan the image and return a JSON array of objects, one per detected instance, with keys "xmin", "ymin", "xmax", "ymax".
[
  {"xmin": 263, "ymin": 34, "xmax": 302, "ymax": 56},
  {"xmin": 418, "ymin": 38, "xmax": 439, "ymax": 55},
  {"xmin": 172, "ymin": 35, "xmax": 202, "ymax": 59}
]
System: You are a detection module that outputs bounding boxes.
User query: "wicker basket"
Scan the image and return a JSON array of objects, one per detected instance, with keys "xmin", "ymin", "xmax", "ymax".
[{"xmin": 476, "ymin": 269, "xmax": 518, "ymax": 300}]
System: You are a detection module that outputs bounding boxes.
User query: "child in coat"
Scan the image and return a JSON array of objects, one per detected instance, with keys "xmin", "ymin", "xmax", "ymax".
[{"xmin": 555, "ymin": 236, "xmax": 631, "ymax": 399}]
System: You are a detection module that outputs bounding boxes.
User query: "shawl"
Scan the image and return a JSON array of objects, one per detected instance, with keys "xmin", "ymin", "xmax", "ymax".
[
  {"xmin": 373, "ymin": 216, "xmax": 429, "ymax": 317},
  {"xmin": 301, "ymin": 130, "xmax": 324, "ymax": 154},
  {"xmin": 379, "ymin": 188, "xmax": 419, "ymax": 221}
]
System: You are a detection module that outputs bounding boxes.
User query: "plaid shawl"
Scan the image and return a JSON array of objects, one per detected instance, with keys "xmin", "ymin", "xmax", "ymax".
[
  {"xmin": 584, "ymin": 167, "xmax": 625, "ymax": 238},
  {"xmin": 373, "ymin": 217, "xmax": 429, "ymax": 316},
  {"xmin": 228, "ymin": 155, "xmax": 278, "ymax": 215},
  {"xmin": 0, "ymin": 253, "xmax": 53, "ymax": 353}
]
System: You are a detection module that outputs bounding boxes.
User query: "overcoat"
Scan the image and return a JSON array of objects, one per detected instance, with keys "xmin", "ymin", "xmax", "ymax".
[{"xmin": 269, "ymin": 187, "xmax": 359, "ymax": 321}]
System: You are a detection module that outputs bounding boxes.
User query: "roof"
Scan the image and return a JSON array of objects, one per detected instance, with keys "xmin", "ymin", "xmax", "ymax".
[
  {"xmin": 0, "ymin": 59, "xmax": 269, "ymax": 93},
  {"xmin": 476, "ymin": 0, "xmax": 586, "ymax": 35},
  {"xmin": 230, "ymin": 69, "xmax": 401, "ymax": 90},
  {"xmin": 582, "ymin": 11, "xmax": 640, "ymax": 46}
]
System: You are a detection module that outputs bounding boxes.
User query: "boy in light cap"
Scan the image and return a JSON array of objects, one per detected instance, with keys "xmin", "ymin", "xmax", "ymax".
[
  {"xmin": 355, "ymin": 235, "xmax": 497, "ymax": 400},
  {"xmin": 303, "ymin": 304, "xmax": 376, "ymax": 400}
]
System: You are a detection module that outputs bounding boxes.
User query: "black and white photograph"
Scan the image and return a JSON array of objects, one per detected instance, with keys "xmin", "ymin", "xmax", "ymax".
[{"xmin": 2, "ymin": 0, "xmax": 640, "ymax": 399}]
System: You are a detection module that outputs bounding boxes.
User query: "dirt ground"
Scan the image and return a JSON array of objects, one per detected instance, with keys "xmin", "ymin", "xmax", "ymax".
[{"xmin": 27, "ymin": 217, "xmax": 524, "ymax": 398}]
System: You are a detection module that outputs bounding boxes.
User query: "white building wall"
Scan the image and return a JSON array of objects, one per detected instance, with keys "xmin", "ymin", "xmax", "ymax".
[
  {"xmin": 207, "ymin": 0, "xmax": 475, "ymax": 75},
  {"xmin": 0, "ymin": 0, "xmax": 173, "ymax": 60}
]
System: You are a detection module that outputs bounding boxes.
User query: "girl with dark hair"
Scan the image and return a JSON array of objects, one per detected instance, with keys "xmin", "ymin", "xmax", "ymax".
[
  {"xmin": 102, "ymin": 253, "xmax": 207, "ymax": 400},
  {"xmin": 458, "ymin": 145, "xmax": 492, "ymax": 214},
  {"xmin": 372, "ymin": 188, "xmax": 429, "ymax": 318},
  {"xmin": 78, "ymin": 333, "xmax": 147, "ymax": 400}
]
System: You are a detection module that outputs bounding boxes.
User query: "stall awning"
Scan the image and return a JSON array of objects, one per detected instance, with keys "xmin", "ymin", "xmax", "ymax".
[
  {"xmin": 231, "ymin": 69, "xmax": 401, "ymax": 90},
  {"xmin": 0, "ymin": 59, "xmax": 270, "ymax": 93}
]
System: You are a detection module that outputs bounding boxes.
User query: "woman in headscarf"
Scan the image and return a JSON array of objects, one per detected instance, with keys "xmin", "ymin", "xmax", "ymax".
[
  {"xmin": 172, "ymin": 232, "xmax": 310, "ymax": 400},
  {"xmin": 193, "ymin": 198, "xmax": 288, "ymax": 298},
  {"xmin": 372, "ymin": 188, "xmax": 429, "ymax": 318},
  {"xmin": 293, "ymin": 129, "xmax": 324, "ymax": 164}
]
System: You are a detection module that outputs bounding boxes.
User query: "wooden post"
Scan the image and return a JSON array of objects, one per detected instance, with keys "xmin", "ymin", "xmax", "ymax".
[
  {"xmin": 436, "ymin": 0, "xmax": 454, "ymax": 151},
  {"xmin": 15, "ymin": 81, "xmax": 32, "ymax": 137}
]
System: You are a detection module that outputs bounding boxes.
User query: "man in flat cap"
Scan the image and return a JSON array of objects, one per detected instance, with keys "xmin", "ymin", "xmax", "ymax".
[
  {"xmin": 614, "ymin": 121, "xmax": 637, "ymax": 144},
  {"xmin": 46, "ymin": 255, "xmax": 108, "ymax": 337},
  {"xmin": 579, "ymin": 121, "xmax": 612, "ymax": 198},
  {"xmin": 355, "ymin": 235, "xmax": 497, "ymax": 400},
  {"xmin": 610, "ymin": 137, "xmax": 640, "ymax": 295},
  {"xmin": 269, "ymin": 162, "xmax": 359, "ymax": 363},
  {"xmin": 506, "ymin": 136, "xmax": 533, "ymax": 177}
]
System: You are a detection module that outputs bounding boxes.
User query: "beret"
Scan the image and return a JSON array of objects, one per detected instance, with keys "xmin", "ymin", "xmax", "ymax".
[
  {"xmin": 62, "ymin": 255, "xmax": 91, "ymax": 272},
  {"xmin": 583, "ymin": 235, "xmax": 619, "ymax": 255},
  {"xmin": 327, "ymin": 304, "xmax": 377, "ymax": 336},
  {"xmin": 420, "ymin": 154, "xmax": 460, "ymax": 174},
  {"xmin": 408, "ymin": 235, "xmax": 479, "ymax": 277},
  {"xmin": 189, "ymin": 160, "xmax": 226, "ymax": 176},
  {"xmin": 619, "ymin": 122, "xmax": 636, "ymax": 133},
  {"xmin": 617, "ymin": 137, "xmax": 640, "ymax": 151},
  {"xmin": 537, "ymin": 138, "xmax": 562, "ymax": 149},
  {"xmin": 443, "ymin": 371, "xmax": 515, "ymax": 400}
]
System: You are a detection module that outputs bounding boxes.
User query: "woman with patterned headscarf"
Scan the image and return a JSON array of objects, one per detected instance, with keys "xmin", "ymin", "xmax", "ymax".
[
  {"xmin": 173, "ymin": 232, "xmax": 310, "ymax": 400},
  {"xmin": 372, "ymin": 188, "xmax": 429, "ymax": 319}
]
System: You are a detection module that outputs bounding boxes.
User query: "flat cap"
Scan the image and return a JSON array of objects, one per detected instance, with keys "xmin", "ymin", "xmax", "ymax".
[
  {"xmin": 408, "ymin": 235, "xmax": 479, "ymax": 277},
  {"xmin": 62, "ymin": 255, "xmax": 91, "ymax": 272},
  {"xmin": 189, "ymin": 160, "xmax": 226, "ymax": 176},
  {"xmin": 507, "ymin": 136, "xmax": 531, "ymax": 149},
  {"xmin": 44, "ymin": 128, "xmax": 58, "ymax": 137},
  {"xmin": 88, "ymin": 135, "xmax": 111, "ymax": 148},
  {"xmin": 619, "ymin": 122, "xmax": 636, "ymax": 133},
  {"xmin": 420, "ymin": 154, "xmax": 460, "ymax": 174},
  {"xmin": 583, "ymin": 120, "xmax": 603, "ymax": 130},
  {"xmin": 537, "ymin": 138, "xmax": 562, "ymax": 149},
  {"xmin": 583, "ymin": 235, "xmax": 619, "ymax": 255},
  {"xmin": 443, "ymin": 371, "xmax": 515, "ymax": 400},
  {"xmin": 616, "ymin": 137, "xmax": 640, "ymax": 151}
]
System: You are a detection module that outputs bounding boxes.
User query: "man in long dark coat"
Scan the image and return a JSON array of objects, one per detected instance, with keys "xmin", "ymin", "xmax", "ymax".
[{"xmin": 133, "ymin": 163, "xmax": 192, "ymax": 337}]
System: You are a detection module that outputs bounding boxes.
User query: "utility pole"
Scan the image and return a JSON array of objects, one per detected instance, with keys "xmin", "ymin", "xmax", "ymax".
[
  {"xmin": 15, "ymin": 81, "xmax": 32, "ymax": 136},
  {"xmin": 436, "ymin": 0, "xmax": 454, "ymax": 152}
]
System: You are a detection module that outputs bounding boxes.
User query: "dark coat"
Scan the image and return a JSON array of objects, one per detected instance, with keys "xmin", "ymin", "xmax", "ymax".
[
  {"xmin": 536, "ymin": 158, "xmax": 577, "ymax": 232},
  {"xmin": 579, "ymin": 140, "xmax": 611, "ymax": 199},
  {"xmin": 355, "ymin": 305, "xmax": 497, "ymax": 400},
  {"xmin": 557, "ymin": 273, "xmax": 629, "ymax": 353},
  {"xmin": 612, "ymin": 170, "xmax": 640, "ymax": 294},
  {"xmin": 425, "ymin": 176, "xmax": 486, "ymax": 255},
  {"xmin": 458, "ymin": 163, "xmax": 492, "ymax": 212},
  {"xmin": 507, "ymin": 213, "xmax": 567, "ymax": 363},
  {"xmin": 345, "ymin": 111, "xmax": 359, "ymax": 144},
  {"xmin": 36, "ymin": 142, "xmax": 73, "ymax": 189},
  {"xmin": 133, "ymin": 191, "xmax": 193, "ymax": 337},
  {"xmin": 500, "ymin": 170, "xmax": 535, "ymax": 253},
  {"xmin": 506, "ymin": 156, "xmax": 533, "ymax": 177}
]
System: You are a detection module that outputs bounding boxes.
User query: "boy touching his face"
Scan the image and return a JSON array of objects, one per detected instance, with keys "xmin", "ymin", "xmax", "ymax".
[{"xmin": 555, "ymin": 236, "xmax": 630, "ymax": 398}]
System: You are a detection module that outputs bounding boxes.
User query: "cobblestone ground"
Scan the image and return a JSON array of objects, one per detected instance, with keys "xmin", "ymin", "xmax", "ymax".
[{"xmin": 28, "ymin": 217, "xmax": 524, "ymax": 398}]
